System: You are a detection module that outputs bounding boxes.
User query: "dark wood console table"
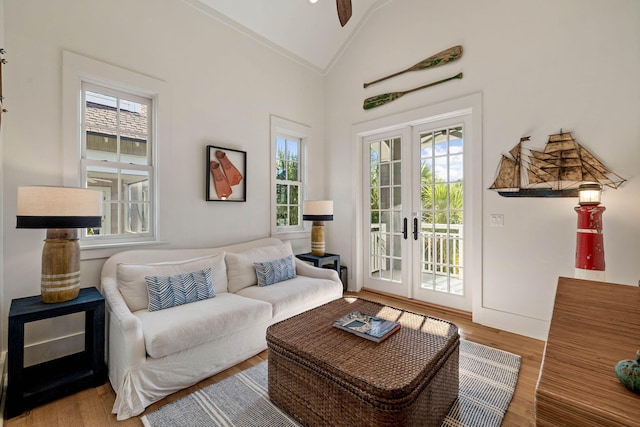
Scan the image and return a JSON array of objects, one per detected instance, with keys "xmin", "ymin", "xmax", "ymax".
[{"xmin": 535, "ymin": 277, "xmax": 640, "ymax": 426}]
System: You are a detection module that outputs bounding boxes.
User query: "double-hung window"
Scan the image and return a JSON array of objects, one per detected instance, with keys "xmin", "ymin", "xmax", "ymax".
[
  {"xmin": 270, "ymin": 116, "xmax": 308, "ymax": 235},
  {"xmin": 80, "ymin": 82, "xmax": 155, "ymax": 243},
  {"xmin": 275, "ymin": 134, "xmax": 302, "ymax": 228}
]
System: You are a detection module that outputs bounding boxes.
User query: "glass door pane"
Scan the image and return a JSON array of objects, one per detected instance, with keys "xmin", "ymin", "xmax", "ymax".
[
  {"xmin": 418, "ymin": 125, "xmax": 464, "ymax": 295},
  {"xmin": 368, "ymin": 137, "xmax": 404, "ymax": 282},
  {"xmin": 364, "ymin": 129, "xmax": 411, "ymax": 297}
]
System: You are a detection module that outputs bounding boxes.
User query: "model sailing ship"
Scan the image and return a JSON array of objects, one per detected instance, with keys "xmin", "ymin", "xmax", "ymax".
[{"xmin": 490, "ymin": 131, "xmax": 626, "ymax": 197}]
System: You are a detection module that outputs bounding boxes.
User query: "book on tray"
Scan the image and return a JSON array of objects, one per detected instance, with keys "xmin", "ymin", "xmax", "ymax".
[{"xmin": 333, "ymin": 311, "xmax": 400, "ymax": 343}]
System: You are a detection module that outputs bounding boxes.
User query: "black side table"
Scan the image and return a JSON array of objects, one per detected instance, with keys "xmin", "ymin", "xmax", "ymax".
[
  {"xmin": 296, "ymin": 252, "xmax": 340, "ymax": 271},
  {"xmin": 7, "ymin": 287, "xmax": 106, "ymax": 418}
]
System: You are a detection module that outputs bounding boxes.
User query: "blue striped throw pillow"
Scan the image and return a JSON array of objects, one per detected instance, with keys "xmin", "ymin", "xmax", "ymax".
[
  {"xmin": 145, "ymin": 268, "xmax": 214, "ymax": 311},
  {"xmin": 254, "ymin": 255, "xmax": 296, "ymax": 287}
]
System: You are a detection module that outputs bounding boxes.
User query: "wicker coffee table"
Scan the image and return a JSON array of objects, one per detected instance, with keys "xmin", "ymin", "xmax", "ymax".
[{"xmin": 266, "ymin": 297, "xmax": 459, "ymax": 427}]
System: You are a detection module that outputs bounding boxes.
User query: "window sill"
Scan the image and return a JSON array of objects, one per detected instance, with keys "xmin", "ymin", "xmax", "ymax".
[
  {"xmin": 271, "ymin": 230, "xmax": 310, "ymax": 241},
  {"xmin": 80, "ymin": 240, "xmax": 169, "ymax": 260}
]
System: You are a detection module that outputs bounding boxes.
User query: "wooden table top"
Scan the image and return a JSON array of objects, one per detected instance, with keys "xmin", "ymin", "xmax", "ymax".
[{"xmin": 535, "ymin": 277, "xmax": 640, "ymax": 426}]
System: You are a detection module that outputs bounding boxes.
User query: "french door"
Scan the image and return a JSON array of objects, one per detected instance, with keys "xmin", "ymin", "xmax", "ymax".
[
  {"xmin": 363, "ymin": 128, "xmax": 412, "ymax": 297},
  {"xmin": 363, "ymin": 116, "xmax": 472, "ymax": 311}
]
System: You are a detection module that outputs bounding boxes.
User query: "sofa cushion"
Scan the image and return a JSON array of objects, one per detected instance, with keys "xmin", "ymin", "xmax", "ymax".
[
  {"xmin": 134, "ymin": 293, "xmax": 272, "ymax": 359},
  {"xmin": 226, "ymin": 241, "xmax": 293, "ymax": 293},
  {"xmin": 236, "ymin": 275, "xmax": 343, "ymax": 320},
  {"xmin": 145, "ymin": 268, "xmax": 214, "ymax": 311},
  {"xmin": 117, "ymin": 253, "xmax": 226, "ymax": 312},
  {"xmin": 254, "ymin": 255, "xmax": 296, "ymax": 287}
]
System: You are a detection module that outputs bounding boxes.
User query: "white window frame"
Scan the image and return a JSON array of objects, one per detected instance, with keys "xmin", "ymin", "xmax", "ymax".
[
  {"xmin": 62, "ymin": 51, "xmax": 170, "ymax": 257},
  {"xmin": 275, "ymin": 134, "xmax": 303, "ymax": 228},
  {"xmin": 270, "ymin": 115, "xmax": 309, "ymax": 237}
]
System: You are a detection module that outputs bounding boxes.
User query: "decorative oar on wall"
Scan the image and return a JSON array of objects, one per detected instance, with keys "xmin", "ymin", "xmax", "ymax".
[
  {"xmin": 337, "ymin": 0, "xmax": 352, "ymax": 27},
  {"xmin": 363, "ymin": 73, "xmax": 463, "ymax": 110},
  {"xmin": 363, "ymin": 45, "xmax": 462, "ymax": 88}
]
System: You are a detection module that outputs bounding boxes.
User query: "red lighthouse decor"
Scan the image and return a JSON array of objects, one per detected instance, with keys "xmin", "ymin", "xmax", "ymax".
[{"xmin": 574, "ymin": 183, "xmax": 606, "ymax": 281}]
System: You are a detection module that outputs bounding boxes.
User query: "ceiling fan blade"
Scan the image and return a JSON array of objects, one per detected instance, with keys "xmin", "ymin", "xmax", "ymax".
[{"xmin": 337, "ymin": 0, "xmax": 352, "ymax": 27}]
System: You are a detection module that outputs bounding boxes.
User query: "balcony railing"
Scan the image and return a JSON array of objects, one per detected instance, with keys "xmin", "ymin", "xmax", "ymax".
[{"xmin": 370, "ymin": 223, "xmax": 463, "ymax": 279}]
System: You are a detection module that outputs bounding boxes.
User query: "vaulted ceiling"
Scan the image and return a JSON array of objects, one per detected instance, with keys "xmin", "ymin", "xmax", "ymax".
[{"xmin": 183, "ymin": 0, "xmax": 391, "ymax": 73}]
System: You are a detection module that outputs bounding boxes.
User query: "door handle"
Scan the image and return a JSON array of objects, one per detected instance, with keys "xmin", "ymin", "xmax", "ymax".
[
  {"xmin": 403, "ymin": 218, "xmax": 408, "ymax": 239},
  {"xmin": 413, "ymin": 217, "xmax": 418, "ymax": 240}
]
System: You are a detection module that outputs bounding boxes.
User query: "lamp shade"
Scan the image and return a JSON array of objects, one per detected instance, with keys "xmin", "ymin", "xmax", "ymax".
[
  {"xmin": 303, "ymin": 200, "xmax": 333, "ymax": 221},
  {"xmin": 578, "ymin": 182, "xmax": 602, "ymax": 206},
  {"xmin": 17, "ymin": 186, "xmax": 102, "ymax": 229}
]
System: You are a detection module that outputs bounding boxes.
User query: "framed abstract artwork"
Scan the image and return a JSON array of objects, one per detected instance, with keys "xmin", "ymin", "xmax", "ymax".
[{"xmin": 206, "ymin": 145, "xmax": 246, "ymax": 202}]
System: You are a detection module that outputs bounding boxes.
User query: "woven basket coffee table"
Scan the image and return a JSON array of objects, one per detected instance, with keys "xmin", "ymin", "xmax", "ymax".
[{"xmin": 266, "ymin": 297, "xmax": 459, "ymax": 427}]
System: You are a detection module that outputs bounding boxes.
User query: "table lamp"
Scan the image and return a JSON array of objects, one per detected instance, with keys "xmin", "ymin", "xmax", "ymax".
[
  {"xmin": 303, "ymin": 200, "xmax": 333, "ymax": 256},
  {"xmin": 16, "ymin": 186, "xmax": 102, "ymax": 303}
]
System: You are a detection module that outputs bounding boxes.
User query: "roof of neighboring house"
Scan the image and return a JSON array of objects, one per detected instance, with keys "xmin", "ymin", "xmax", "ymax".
[{"xmin": 85, "ymin": 102, "xmax": 148, "ymax": 140}]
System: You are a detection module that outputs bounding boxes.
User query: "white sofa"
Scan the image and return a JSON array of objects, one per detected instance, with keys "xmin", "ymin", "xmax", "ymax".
[{"xmin": 100, "ymin": 237, "xmax": 343, "ymax": 420}]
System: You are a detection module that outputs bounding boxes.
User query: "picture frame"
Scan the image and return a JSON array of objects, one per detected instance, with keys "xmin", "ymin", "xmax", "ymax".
[{"xmin": 206, "ymin": 145, "xmax": 246, "ymax": 202}]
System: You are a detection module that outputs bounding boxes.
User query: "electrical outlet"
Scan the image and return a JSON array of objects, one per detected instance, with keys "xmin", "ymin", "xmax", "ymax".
[{"xmin": 490, "ymin": 214, "xmax": 504, "ymax": 227}]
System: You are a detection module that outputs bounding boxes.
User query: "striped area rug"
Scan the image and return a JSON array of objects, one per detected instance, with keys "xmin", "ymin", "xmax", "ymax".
[{"xmin": 141, "ymin": 340, "xmax": 521, "ymax": 427}]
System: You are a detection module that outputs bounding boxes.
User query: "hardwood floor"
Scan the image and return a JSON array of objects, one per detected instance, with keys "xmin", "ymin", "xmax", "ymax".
[{"xmin": 5, "ymin": 290, "xmax": 545, "ymax": 426}]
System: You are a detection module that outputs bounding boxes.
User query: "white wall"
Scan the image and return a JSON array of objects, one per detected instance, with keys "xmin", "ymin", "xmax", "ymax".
[
  {"xmin": 325, "ymin": 0, "xmax": 640, "ymax": 339},
  {"xmin": 1, "ymin": 0, "xmax": 325, "ymax": 357}
]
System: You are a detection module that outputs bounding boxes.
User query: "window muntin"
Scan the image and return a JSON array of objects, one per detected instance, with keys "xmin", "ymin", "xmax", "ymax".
[{"xmin": 81, "ymin": 82, "xmax": 154, "ymax": 241}]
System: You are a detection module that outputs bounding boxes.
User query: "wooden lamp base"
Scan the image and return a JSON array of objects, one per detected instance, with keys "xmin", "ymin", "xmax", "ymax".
[
  {"xmin": 41, "ymin": 229, "xmax": 81, "ymax": 303},
  {"xmin": 311, "ymin": 222, "xmax": 325, "ymax": 256}
]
